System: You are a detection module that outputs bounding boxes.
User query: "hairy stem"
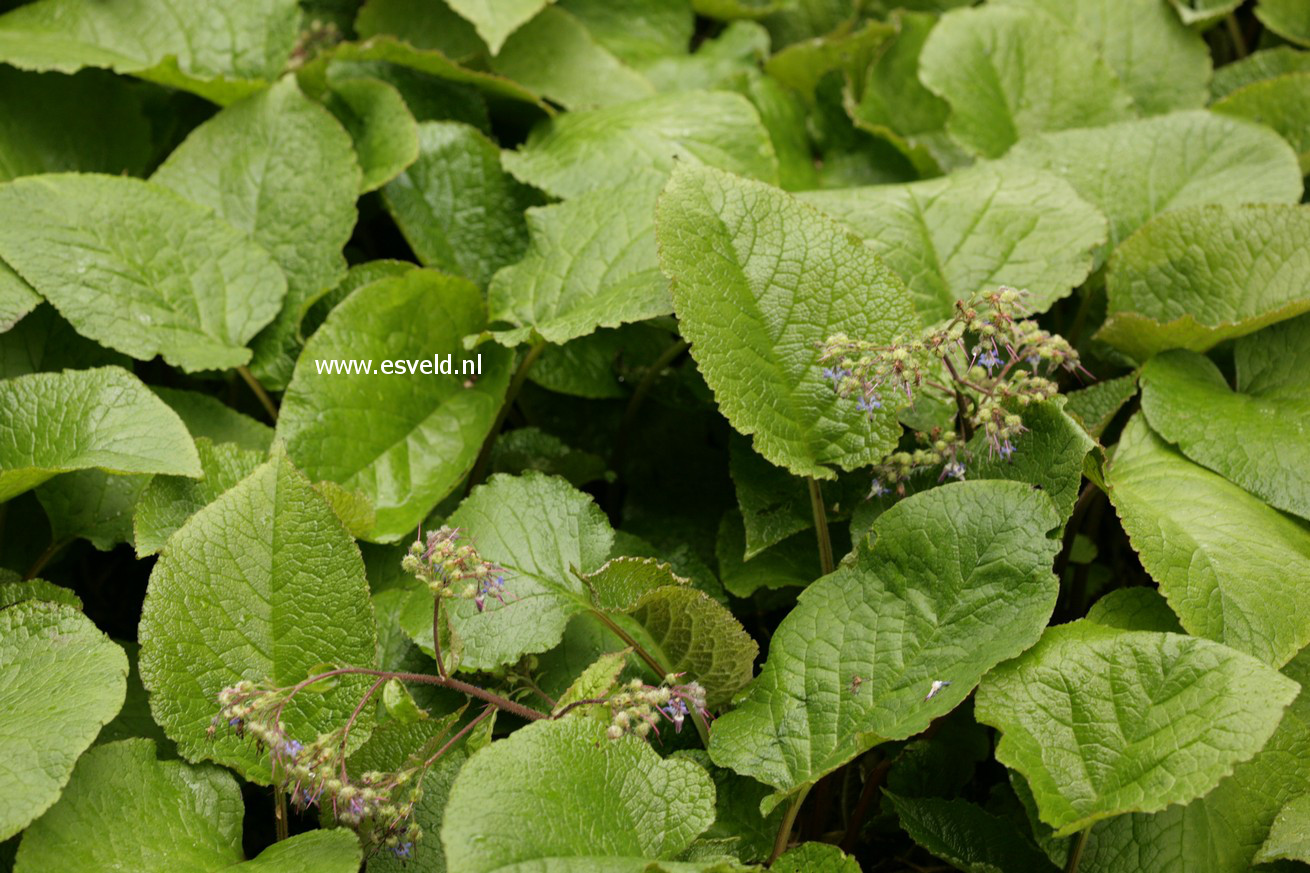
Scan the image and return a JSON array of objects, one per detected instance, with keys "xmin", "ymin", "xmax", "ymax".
[
  {"xmin": 423, "ymin": 704, "xmax": 495, "ymax": 768},
  {"xmin": 24, "ymin": 537, "xmax": 70, "ymax": 580},
  {"xmin": 767, "ymin": 783, "xmax": 812, "ymax": 865},
  {"xmin": 237, "ymin": 365, "xmax": 278, "ymax": 423},
  {"xmin": 1225, "ymin": 13, "xmax": 1247, "ymax": 59},
  {"xmin": 940, "ymin": 355, "xmax": 975, "ymax": 441},
  {"xmin": 808, "ymin": 479, "xmax": 835, "ymax": 577},
  {"xmin": 1065, "ymin": 826, "xmax": 1092, "ymax": 873},
  {"xmin": 274, "ymin": 789, "xmax": 289, "ymax": 842},
  {"xmin": 432, "ymin": 598, "xmax": 448, "ymax": 678},
  {"xmin": 590, "ymin": 610, "xmax": 711, "ymax": 747},
  {"xmin": 340, "ymin": 676, "xmax": 387, "ymax": 780},
  {"xmin": 465, "ymin": 340, "xmax": 547, "ymax": 495},
  {"xmin": 276, "ymin": 667, "xmax": 546, "ymax": 724}
]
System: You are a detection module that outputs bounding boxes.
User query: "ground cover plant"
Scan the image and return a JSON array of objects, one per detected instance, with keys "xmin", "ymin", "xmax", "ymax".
[{"xmin": 1, "ymin": 0, "xmax": 1309, "ymax": 870}]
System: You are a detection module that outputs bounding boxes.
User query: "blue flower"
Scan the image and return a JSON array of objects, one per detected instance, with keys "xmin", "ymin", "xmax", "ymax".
[
  {"xmin": 942, "ymin": 461, "xmax": 966, "ymax": 481},
  {"xmin": 978, "ymin": 349, "xmax": 1002, "ymax": 372},
  {"xmin": 856, "ymin": 394, "xmax": 882, "ymax": 416},
  {"xmin": 869, "ymin": 479, "xmax": 890, "ymax": 498},
  {"xmin": 392, "ymin": 842, "xmax": 414, "ymax": 859},
  {"xmin": 998, "ymin": 440, "xmax": 1015, "ymax": 460}
]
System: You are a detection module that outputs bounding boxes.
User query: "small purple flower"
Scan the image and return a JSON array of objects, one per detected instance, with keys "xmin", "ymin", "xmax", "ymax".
[
  {"xmin": 978, "ymin": 349, "xmax": 1002, "ymax": 372},
  {"xmin": 662, "ymin": 698, "xmax": 689, "ymax": 732},
  {"xmin": 1027, "ymin": 354, "xmax": 1041, "ymax": 368},
  {"xmin": 998, "ymin": 440, "xmax": 1015, "ymax": 460},
  {"xmin": 869, "ymin": 479, "xmax": 890, "ymax": 498},
  {"xmin": 475, "ymin": 574, "xmax": 507, "ymax": 613},
  {"xmin": 942, "ymin": 461, "xmax": 966, "ymax": 481},
  {"xmin": 855, "ymin": 394, "xmax": 882, "ymax": 416},
  {"xmin": 280, "ymin": 739, "xmax": 303, "ymax": 758},
  {"xmin": 392, "ymin": 842, "xmax": 414, "ymax": 859}
]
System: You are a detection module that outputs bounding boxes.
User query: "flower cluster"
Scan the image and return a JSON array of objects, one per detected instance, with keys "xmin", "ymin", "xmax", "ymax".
[
  {"xmin": 603, "ymin": 675, "xmax": 710, "ymax": 741},
  {"xmin": 821, "ymin": 287, "xmax": 1087, "ymax": 494},
  {"xmin": 211, "ymin": 682, "xmax": 422, "ymax": 860},
  {"xmin": 402, "ymin": 526, "xmax": 509, "ymax": 612}
]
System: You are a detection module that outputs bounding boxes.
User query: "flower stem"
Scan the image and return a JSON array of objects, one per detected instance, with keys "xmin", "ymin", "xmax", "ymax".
[
  {"xmin": 273, "ymin": 789, "xmax": 289, "ymax": 842},
  {"xmin": 1226, "ymin": 13, "xmax": 1247, "ymax": 59},
  {"xmin": 24, "ymin": 537, "xmax": 70, "ymax": 580},
  {"xmin": 237, "ymin": 365, "xmax": 278, "ymax": 423},
  {"xmin": 612, "ymin": 339, "xmax": 690, "ymax": 473},
  {"xmin": 1065, "ymin": 826, "xmax": 1092, "ymax": 873},
  {"xmin": 423, "ymin": 704, "xmax": 495, "ymax": 768},
  {"xmin": 339, "ymin": 676, "xmax": 386, "ymax": 780},
  {"xmin": 590, "ymin": 610, "xmax": 711, "ymax": 747},
  {"xmin": 465, "ymin": 340, "xmax": 547, "ymax": 495},
  {"xmin": 276, "ymin": 667, "xmax": 546, "ymax": 724},
  {"xmin": 432, "ymin": 598, "xmax": 448, "ymax": 678},
  {"xmin": 767, "ymin": 783, "xmax": 812, "ymax": 865},
  {"xmin": 808, "ymin": 479, "xmax": 835, "ymax": 577}
]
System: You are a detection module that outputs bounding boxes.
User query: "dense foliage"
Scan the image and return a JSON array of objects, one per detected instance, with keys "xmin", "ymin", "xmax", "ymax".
[{"xmin": 1, "ymin": 0, "xmax": 1309, "ymax": 871}]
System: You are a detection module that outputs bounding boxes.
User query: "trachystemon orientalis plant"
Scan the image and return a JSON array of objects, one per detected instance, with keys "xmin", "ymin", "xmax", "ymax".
[
  {"xmin": 210, "ymin": 526, "xmax": 708, "ymax": 859},
  {"xmin": 821, "ymin": 286, "xmax": 1088, "ymax": 497}
]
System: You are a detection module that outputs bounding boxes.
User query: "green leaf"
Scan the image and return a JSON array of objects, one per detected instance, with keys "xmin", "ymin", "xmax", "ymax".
[
  {"xmin": 975, "ymin": 619, "xmax": 1299, "ymax": 837},
  {"xmin": 624, "ymin": 582, "xmax": 759, "ymax": 709},
  {"xmin": 488, "ymin": 427, "xmax": 610, "ymax": 488},
  {"xmin": 445, "ymin": 472, "xmax": 614, "ymax": 669},
  {"xmin": 445, "ymin": 0, "xmax": 549, "ymax": 54},
  {"xmin": 729, "ymin": 434, "xmax": 812, "ymax": 560},
  {"xmin": 1099, "ymin": 204, "xmax": 1310, "ymax": 361},
  {"xmin": 1064, "ymin": 374, "xmax": 1138, "ymax": 441},
  {"xmin": 13, "ymin": 738, "xmax": 243, "ymax": 872},
  {"xmin": 1212, "ymin": 47, "xmax": 1310, "ymax": 99},
  {"xmin": 0, "ymin": 578, "xmax": 80, "ymax": 610},
  {"xmin": 0, "ymin": 303, "xmax": 130, "ymax": 379},
  {"xmin": 887, "ymin": 792, "xmax": 1059, "ymax": 873},
  {"xmin": 1141, "ymin": 344, "xmax": 1310, "ymax": 521},
  {"xmin": 801, "ymin": 164, "xmax": 1106, "ymax": 321},
  {"xmin": 36, "ymin": 469, "xmax": 149, "ymax": 551},
  {"xmin": 0, "ymin": 0, "xmax": 299, "ymax": 103},
  {"xmin": 300, "ymin": 36, "xmax": 549, "ymax": 113},
  {"xmin": 152, "ymin": 77, "xmax": 361, "ymax": 388},
  {"xmin": 1074, "ymin": 646, "xmax": 1310, "ymax": 872},
  {"xmin": 709, "ymin": 481, "xmax": 1060, "ymax": 808},
  {"xmin": 1107, "ymin": 414, "xmax": 1310, "ymax": 666},
  {"xmin": 656, "ymin": 163, "xmax": 919, "ymax": 480},
  {"xmin": 919, "ymin": 5, "xmax": 1135, "ymax": 159},
  {"xmin": 320, "ymin": 66, "xmax": 421, "ymax": 193},
  {"xmin": 583, "ymin": 556, "xmax": 688, "ymax": 613},
  {"xmin": 138, "ymin": 453, "xmax": 378, "ymax": 783},
  {"xmin": 996, "ymin": 0, "xmax": 1210, "ymax": 115},
  {"xmin": 1257, "ymin": 0, "xmax": 1310, "ymax": 47},
  {"xmin": 0, "ymin": 366, "xmax": 200, "ymax": 502},
  {"xmin": 554, "ymin": 649, "xmax": 630, "ymax": 714},
  {"xmin": 1256, "ymin": 795, "xmax": 1310, "ymax": 865},
  {"xmin": 1170, "ymin": 0, "xmax": 1241, "ymax": 26},
  {"xmin": 1001, "ymin": 111, "xmax": 1303, "ymax": 249},
  {"xmin": 0, "ymin": 175, "xmax": 287, "ymax": 372},
  {"xmin": 0, "ymin": 258, "xmax": 40, "ymax": 332},
  {"xmin": 486, "ymin": 180, "xmax": 669, "ymax": 347},
  {"xmin": 236, "ymin": 831, "xmax": 363, "ymax": 872},
  {"xmin": 773, "ymin": 842, "xmax": 862, "ymax": 873},
  {"xmin": 716, "ymin": 509, "xmax": 825, "ymax": 597},
  {"xmin": 301, "ymin": 258, "xmax": 415, "ymax": 340},
  {"xmin": 0, "ymin": 601, "xmax": 128, "ymax": 840},
  {"xmin": 562, "ymin": 0, "xmax": 694, "ymax": 66},
  {"xmin": 441, "ymin": 717, "xmax": 716, "ymax": 871},
  {"xmin": 133, "ymin": 438, "xmax": 266, "ymax": 557},
  {"xmin": 0, "ymin": 67, "xmax": 151, "ymax": 181},
  {"xmin": 1085, "ymin": 587, "xmax": 1183, "ymax": 634},
  {"xmin": 355, "ymin": 0, "xmax": 485, "ymax": 62},
  {"xmin": 502, "ymin": 90, "xmax": 779, "ymax": 198},
  {"xmin": 1213, "ymin": 72, "xmax": 1310, "ymax": 174},
  {"xmin": 382, "ymin": 121, "xmax": 536, "ymax": 287},
  {"xmin": 278, "ymin": 269, "xmax": 512, "ymax": 542},
  {"xmin": 151, "ymin": 387, "xmax": 274, "ymax": 453},
  {"xmin": 491, "ymin": 7, "xmax": 655, "ymax": 110},
  {"xmin": 96, "ymin": 640, "xmax": 173, "ymax": 750}
]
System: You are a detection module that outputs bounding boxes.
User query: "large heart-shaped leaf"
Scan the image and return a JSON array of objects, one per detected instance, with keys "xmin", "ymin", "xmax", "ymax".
[
  {"xmin": 0, "ymin": 601, "xmax": 127, "ymax": 841},
  {"xmin": 708, "ymin": 480, "xmax": 1061, "ymax": 809},
  {"xmin": 445, "ymin": 0, "xmax": 548, "ymax": 54},
  {"xmin": 152, "ymin": 77, "xmax": 360, "ymax": 388},
  {"xmin": 919, "ymin": 4, "xmax": 1135, "ymax": 158},
  {"xmin": 0, "ymin": 174, "xmax": 287, "ymax": 372},
  {"xmin": 277, "ymin": 269, "xmax": 512, "ymax": 542},
  {"xmin": 1213, "ymin": 72, "xmax": 1310, "ymax": 175},
  {"xmin": 800, "ymin": 164, "xmax": 1106, "ymax": 321},
  {"xmin": 1141, "ymin": 332, "xmax": 1310, "ymax": 521},
  {"xmin": 1106, "ymin": 414, "xmax": 1310, "ymax": 667},
  {"xmin": 976, "ymin": 620, "xmax": 1298, "ymax": 837},
  {"xmin": 656, "ymin": 163, "xmax": 919, "ymax": 480},
  {"xmin": 441, "ymin": 717, "xmax": 716, "ymax": 872},
  {"xmin": 1001, "ymin": 111, "xmax": 1303, "ymax": 249},
  {"xmin": 0, "ymin": 366, "xmax": 200, "ymax": 502},
  {"xmin": 1073, "ymin": 647, "xmax": 1310, "ymax": 872},
  {"xmin": 1099, "ymin": 204, "xmax": 1310, "ymax": 361},
  {"xmin": 139, "ymin": 453, "xmax": 378, "ymax": 782}
]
